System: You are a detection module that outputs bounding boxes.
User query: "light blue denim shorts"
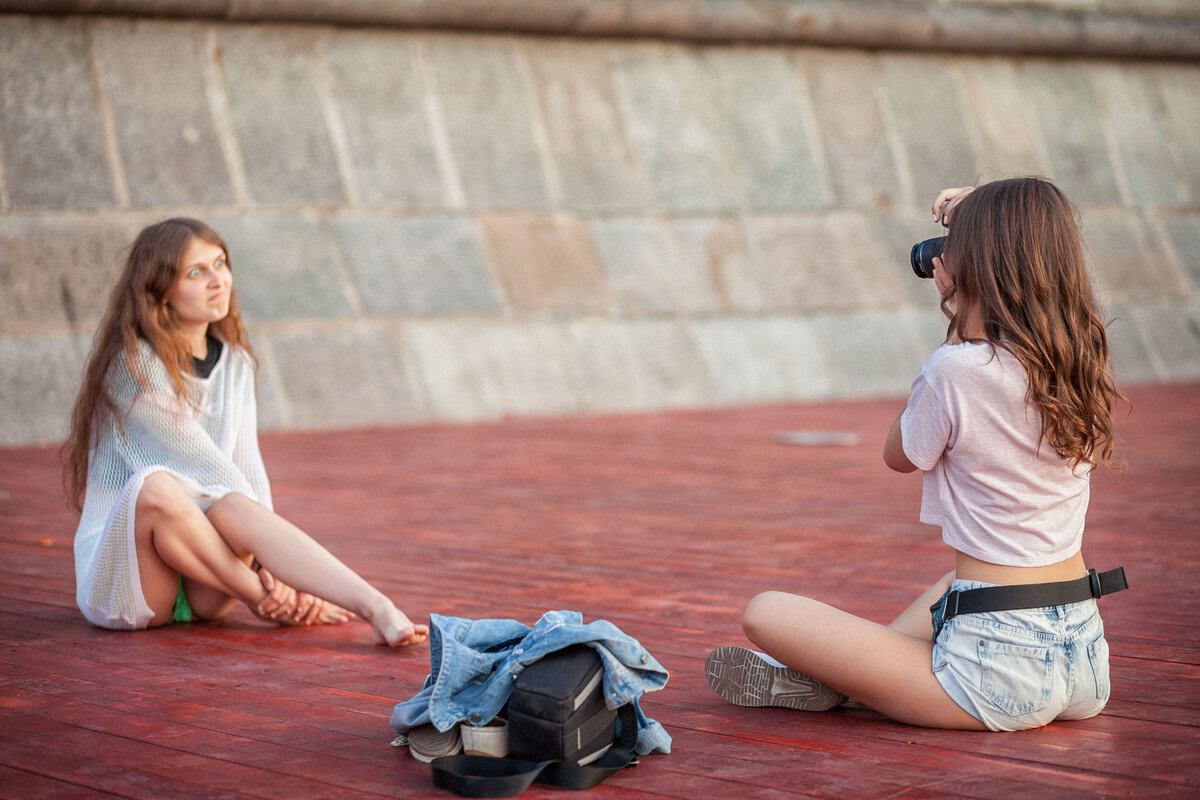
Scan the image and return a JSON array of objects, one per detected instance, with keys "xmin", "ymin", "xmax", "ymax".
[{"xmin": 930, "ymin": 579, "xmax": 1111, "ymax": 731}]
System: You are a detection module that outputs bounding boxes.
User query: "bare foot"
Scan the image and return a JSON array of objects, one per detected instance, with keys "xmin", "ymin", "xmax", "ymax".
[{"xmin": 370, "ymin": 603, "xmax": 429, "ymax": 647}]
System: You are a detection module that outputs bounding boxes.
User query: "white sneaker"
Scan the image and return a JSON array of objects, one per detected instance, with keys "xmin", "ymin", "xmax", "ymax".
[{"xmin": 705, "ymin": 646, "xmax": 847, "ymax": 711}]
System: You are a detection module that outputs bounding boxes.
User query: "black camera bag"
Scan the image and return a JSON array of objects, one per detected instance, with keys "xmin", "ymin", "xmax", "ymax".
[
  {"xmin": 507, "ymin": 644, "xmax": 616, "ymax": 764},
  {"xmin": 431, "ymin": 645, "xmax": 637, "ymax": 797}
]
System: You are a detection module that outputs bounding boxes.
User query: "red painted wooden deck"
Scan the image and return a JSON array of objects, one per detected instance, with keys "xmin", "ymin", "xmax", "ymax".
[{"xmin": 2, "ymin": 384, "xmax": 1198, "ymax": 799}]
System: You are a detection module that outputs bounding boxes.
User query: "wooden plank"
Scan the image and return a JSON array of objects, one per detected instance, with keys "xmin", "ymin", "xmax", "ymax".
[{"xmin": 1, "ymin": 383, "xmax": 1197, "ymax": 799}]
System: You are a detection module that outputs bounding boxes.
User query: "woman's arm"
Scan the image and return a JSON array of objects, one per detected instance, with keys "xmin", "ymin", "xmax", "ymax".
[{"xmin": 884, "ymin": 406, "xmax": 918, "ymax": 473}]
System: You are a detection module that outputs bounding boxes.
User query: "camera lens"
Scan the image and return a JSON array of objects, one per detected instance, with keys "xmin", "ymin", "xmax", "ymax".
[{"xmin": 910, "ymin": 236, "xmax": 945, "ymax": 279}]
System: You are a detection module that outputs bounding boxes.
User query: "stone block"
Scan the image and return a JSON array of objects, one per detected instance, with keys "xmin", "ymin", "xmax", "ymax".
[
  {"xmin": 422, "ymin": 36, "xmax": 550, "ymax": 209},
  {"xmin": 588, "ymin": 218, "xmax": 723, "ymax": 315},
  {"xmin": 675, "ymin": 217, "xmax": 763, "ymax": 312},
  {"xmin": 0, "ymin": 333, "xmax": 87, "ymax": 446},
  {"xmin": 709, "ymin": 48, "xmax": 826, "ymax": 211},
  {"xmin": 812, "ymin": 309, "xmax": 932, "ymax": 398},
  {"xmin": 523, "ymin": 40, "xmax": 652, "ymax": 213},
  {"xmin": 911, "ymin": 307, "xmax": 953, "ymax": 352},
  {"xmin": 0, "ymin": 215, "xmax": 146, "ymax": 332},
  {"xmin": 568, "ymin": 319, "xmax": 710, "ymax": 412},
  {"xmin": 687, "ymin": 316, "xmax": 834, "ymax": 403},
  {"xmin": 958, "ymin": 60, "xmax": 1049, "ymax": 179},
  {"xmin": 1125, "ymin": 300, "xmax": 1200, "ymax": 381},
  {"xmin": 216, "ymin": 27, "xmax": 344, "ymax": 205},
  {"xmin": 1091, "ymin": 65, "xmax": 1187, "ymax": 207},
  {"xmin": 265, "ymin": 321, "xmax": 427, "ymax": 429},
  {"xmin": 618, "ymin": 44, "xmax": 737, "ymax": 212},
  {"xmin": 1024, "ymin": 61, "xmax": 1122, "ymax": 206},
  {"xmin": 743, "ymin": 212, "xmax": 904, "ymax": 313},
  {"xmin": 800, "ymin": 50, "xmax": 901, "ymax": 209},
  {"xmin": 404, "ymin": 319, "xmax": 578, "ymax": 421},
  {"xmin": 872, "ymin": 212, "xmax": 948, "ymax": 308},
  {"xmin": 1082, "ymin": 210, "xmax": 1189, "ymax": 304},
  {"xmin": 207, "ymin": 215, "xmax": 353, "ymax": 321},
  {"xmin": 91, "ymin": 20, "xmax": 234, "ymax": 207},
  {"xmin": 479, "ymin": 214, "xmax": 609, "ymax": 313},
  {"xmin": 322, "ymin": 33, "xmax": 446, "ymax": 208},
  {"xmin": 0, "ymin": 18, "xmax": 113, "ymax": 209},
  {"xmin": 1104, "ymin": 304, "xmax": 1163, "ymax": 385},
  {"xmin": 245, "ymin": 326, "xmax": 284, "ymax": 431},
  {"xmin": 333, "ymin": 217, "xmax": 499, "ymax": 316},
  {"xmin": 1160, "ymin": 213, "xmax": 1200, "ymax": 291},
  {"xmin": 1151, "ymin": 64, "xmax": 1200, "ymax": 205},
  {"xmin": 880, "ymin": 54, "xmax": 978, "ymax": 207}
]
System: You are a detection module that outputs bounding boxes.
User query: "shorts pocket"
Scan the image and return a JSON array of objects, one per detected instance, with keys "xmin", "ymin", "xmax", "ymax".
[
  {"xmin": 1086, "ymin": 633, "xmax": 1111, "ymax": 702},
  {"xmin": 977, "ymin": 638, "xmax": 1055, "ymax": 717}
]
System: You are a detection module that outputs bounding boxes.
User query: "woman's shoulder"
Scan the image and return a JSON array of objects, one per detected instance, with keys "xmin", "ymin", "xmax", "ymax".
[
  {"xmin": 921, "ymin": 342, "xmax": 1023, "ymax": 383},
  {"xmin": 219, "ymin": 341, "xmax": 255, "ymax": 371},
  {"xmin": 119, "ymin": 338, "xmax": 168, "ymax": 378},
  {"xmin": 922, "ymin": 342, "xmax": 985, "ymax": 372}
]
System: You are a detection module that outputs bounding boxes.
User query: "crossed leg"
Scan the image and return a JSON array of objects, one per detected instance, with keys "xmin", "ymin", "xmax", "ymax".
[
  {"xmin": 133, "ymin": 471, "xmax": 428, "ymax": 646},
  {"xmin": 740, "ymin": 571, "xmax": 985, "ymax": 730}
]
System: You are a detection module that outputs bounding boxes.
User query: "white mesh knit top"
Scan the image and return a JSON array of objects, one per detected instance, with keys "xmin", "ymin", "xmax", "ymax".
[{"xmin": 73, "ymin": 339, "xmax": 272, "ymax": 629}]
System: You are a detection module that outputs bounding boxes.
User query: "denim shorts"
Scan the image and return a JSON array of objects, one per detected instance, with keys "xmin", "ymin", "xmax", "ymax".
[{"xmin": 930, "ymin": 579, "xmax": 1111, "ymax": 731}]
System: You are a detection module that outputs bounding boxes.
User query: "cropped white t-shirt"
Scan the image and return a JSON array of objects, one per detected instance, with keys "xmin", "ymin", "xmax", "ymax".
[{"xmin": 900, "ymin": 342, "xmax": 1089, "ymax": 567}]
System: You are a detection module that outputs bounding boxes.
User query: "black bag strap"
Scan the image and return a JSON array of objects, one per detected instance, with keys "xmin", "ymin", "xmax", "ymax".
[{"xmin": 431, "ymin": 704, "xmax": 637, "ymax": 798}]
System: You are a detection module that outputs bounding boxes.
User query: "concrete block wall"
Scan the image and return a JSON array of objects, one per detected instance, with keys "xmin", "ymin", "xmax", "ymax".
[{"xmin": 2, "ymin": 7, "xmax": 1199, "ymax": 445}]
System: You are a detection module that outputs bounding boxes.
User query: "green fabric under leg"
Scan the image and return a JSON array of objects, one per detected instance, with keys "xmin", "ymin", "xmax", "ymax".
[{"xmin": 172, "ymin": 574, "xmax": 194, "ymax": 623}]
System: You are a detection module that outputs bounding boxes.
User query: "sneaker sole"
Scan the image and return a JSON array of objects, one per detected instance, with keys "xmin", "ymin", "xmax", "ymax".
[
  {"xmin": 705, "ymin": 646, "xmax": 847, "ymax": 711},
  {"xmin": 407, "ymin": 724, "xmax": 462, "ymax": 763}
]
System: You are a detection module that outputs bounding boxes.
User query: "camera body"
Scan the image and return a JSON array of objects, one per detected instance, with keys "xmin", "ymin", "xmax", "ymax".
[{"xmin": 910, "ymin": 236, "xmax": 945, "ymax": 279}]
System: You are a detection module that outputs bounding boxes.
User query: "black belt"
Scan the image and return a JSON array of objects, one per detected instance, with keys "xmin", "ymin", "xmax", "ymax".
[{"xmin": 938, "ymin": 567, "xmax": 1128, "ymax": 622}]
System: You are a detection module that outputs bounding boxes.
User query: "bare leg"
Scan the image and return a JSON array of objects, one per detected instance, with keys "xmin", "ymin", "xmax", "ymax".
[
  {"xmin": 888, "ymin": 570, "xmax": 956, "ymax": 639},
  {"xmin": 134, "ymin": 472, "xmax": 427, "ymax": 646},
  {"xmin": 204, "ymin": 491, "xmax": 427, "ymax": 646},
  {"xmin": 741, "ymin": 589, "xmax": 985, "ymax": 729},
  {"xmin": 134, "ymin": 472, "xmax": 268, "ymax": 627}
]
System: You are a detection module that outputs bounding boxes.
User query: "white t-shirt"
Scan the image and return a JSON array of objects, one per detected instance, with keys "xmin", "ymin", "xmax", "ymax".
[{"xmin": 900, "ymin": 342, "xmax": 1089, "ymax": 567}]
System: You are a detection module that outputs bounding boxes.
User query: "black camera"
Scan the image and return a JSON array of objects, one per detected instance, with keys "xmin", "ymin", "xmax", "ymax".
[{"xmin": 909, "ymin": 236, "xmax": 945, "ymax": 280}]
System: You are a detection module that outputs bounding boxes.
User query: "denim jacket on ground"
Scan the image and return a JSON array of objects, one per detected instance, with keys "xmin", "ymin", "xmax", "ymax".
[{"xmin": 390, "ymin": 610, "xmax": 672, "ymax": 755}]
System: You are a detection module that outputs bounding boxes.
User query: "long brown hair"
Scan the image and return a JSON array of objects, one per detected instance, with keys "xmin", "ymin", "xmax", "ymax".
[
  {"xmin": 62, "ymin": 218, "xmax": 254, "ymax": 511},
  {"xmin": 941, "ymin": 177, "xmax": 1122, "ymax": 471}
]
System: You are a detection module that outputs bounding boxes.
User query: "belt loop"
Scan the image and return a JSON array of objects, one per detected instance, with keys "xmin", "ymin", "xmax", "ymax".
[
  {"xmin": 946, "ymin": 590, "xmax": 960, "ymax": 620},
  {"xmin": 1088, "ymin": 568, "xmax": 1101, "ymax": 598}
]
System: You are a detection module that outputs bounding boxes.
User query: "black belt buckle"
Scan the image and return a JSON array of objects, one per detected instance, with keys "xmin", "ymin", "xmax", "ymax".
[
  {"xmin": 1088, "ymin": 568, "xmax": 1101, "ymax": 598},
  {"xmin": 930, "ymin": 590, "xmax": 960, "ymax": 634}
]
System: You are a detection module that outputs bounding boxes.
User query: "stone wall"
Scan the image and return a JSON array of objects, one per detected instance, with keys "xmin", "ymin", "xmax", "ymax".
[{"xmin": 2, "ymin": 2, "xmax": 1198, "ymax": 445}]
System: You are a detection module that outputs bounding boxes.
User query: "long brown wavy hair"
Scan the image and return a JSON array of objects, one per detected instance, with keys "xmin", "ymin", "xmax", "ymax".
[
  {"xmin": 62, "ymin": 218, "xmax": 254, "ymax": 512},
  {"xmin": 941, "ymin": 177, "xmax": 1122, "ymax": 471}
]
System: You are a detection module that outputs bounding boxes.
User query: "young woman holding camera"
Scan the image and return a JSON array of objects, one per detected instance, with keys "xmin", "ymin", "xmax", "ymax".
[
  {"xmin": 706, "ymin": 177, "xmax": 1126, "ymax": 730},
  {"xmin": 63, "ymin": 218, "xmax": 428, "ymax": 647}
]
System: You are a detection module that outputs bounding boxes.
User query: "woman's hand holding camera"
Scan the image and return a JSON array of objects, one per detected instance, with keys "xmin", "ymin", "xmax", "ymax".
[
  {"xmin": 932, "ymin": 186, "xmax": 974, "ymax": 226},
  {"xmin": 930, "ymin": 186, "xmax": 975, "ymax": 337}
]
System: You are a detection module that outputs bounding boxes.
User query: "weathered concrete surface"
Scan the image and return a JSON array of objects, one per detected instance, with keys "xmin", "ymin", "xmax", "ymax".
[
  {"xmin": 1, "ymin": 9, "xmax": 1198, "ymax": 445},
  {"xmin": 2, "ymin": 0, "xmax": 1198, "ymax": 58}
]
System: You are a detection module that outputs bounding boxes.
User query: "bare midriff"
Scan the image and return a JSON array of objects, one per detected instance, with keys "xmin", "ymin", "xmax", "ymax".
[{"xmin": 955, "ymin": 549, "xmax": 1088, "ymax": 585}]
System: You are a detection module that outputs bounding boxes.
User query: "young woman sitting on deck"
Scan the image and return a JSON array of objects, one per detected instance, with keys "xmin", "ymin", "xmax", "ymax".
[
  {"xmin": 63, "ymin": 218, "xmax": 428, "ymax": 647},
  {"xmin": 706, "ymin": 177, "xmax": 1127, "ymax": 731}
]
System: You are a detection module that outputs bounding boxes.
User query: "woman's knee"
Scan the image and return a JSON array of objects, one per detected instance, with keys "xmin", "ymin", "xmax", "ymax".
[
  {"xmin": 742, "ymin": 590, "xmax": 792, "ymax": 643},
  {"xmin": 136, "ymin": 471, "xmax": 194, "ymax": 521},
  {"xmin": 206, "ymin": 491, "xmax": 256, "ymax": 526}
]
